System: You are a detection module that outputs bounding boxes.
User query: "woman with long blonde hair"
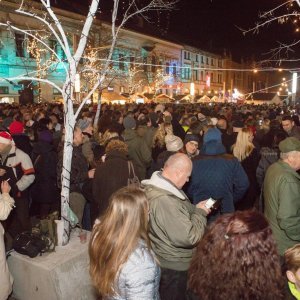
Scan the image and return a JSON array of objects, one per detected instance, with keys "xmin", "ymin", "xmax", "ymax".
[
  {"xmin": 232, "ymin": 127, "xmax": 254, "ymax": 162},
  {"xmin": 89, "ymin": 187, "xmax": 160, "ymax": 300},
  {"xmin": 232, "ymin": 128, "xmax": 260, "ymax": 210}
]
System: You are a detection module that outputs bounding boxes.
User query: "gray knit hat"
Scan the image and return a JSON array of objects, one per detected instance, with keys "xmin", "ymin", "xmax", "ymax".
[
  {"xmin": 123, "ymin": 116, "xmax": 136, "ymax": 129},
  {"xmin": 165, "ymin": 134, "xmax": 183, "ymax": 152},
  {"xmin": 76, "ymin": 119, "xmax": 91, "ymax": 131}
]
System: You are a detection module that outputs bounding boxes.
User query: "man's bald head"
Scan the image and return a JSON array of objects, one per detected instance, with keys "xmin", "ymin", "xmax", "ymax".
[{"xmin": 162, "ymin": 153, "xmax": 192, "ymax": 189}]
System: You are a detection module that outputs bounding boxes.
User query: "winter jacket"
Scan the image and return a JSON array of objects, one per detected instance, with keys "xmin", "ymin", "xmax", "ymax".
[
  {"xmin": 235, "ymin": 148, "xmax": 260, "ymax": 210},
  {"xmin": 188, "ymin": 150, "xmax": 249, "ymax": 214},
  {"xmin": 264, "ymin": 160, "xmax": 300, "ymax": 255},
  {"xmin": 92, "ymin": 150, "xmax": 133, "ymax": 222},
  {"xmin": 142, "ymin": 172, "xmax": 207, "ymax": 271},
  {"xmin": 256, "ymin": 147, "xmax": 279, "ymax": 188},
  {"xmin": 108, "ymin": 239, "xmax": 160, "ymax": 300},
  {"xmin": 82, "ymin": 135, "xmax": 95, "ymax": 168},
  {"xmin": 0, "ymin": 192, "xmax": 14, "ymax": 300},
  {"xmin": 30, "ymin": 141, "xmax": 60, "ymax": 204},
  {"xmin": 220, "ymin": 130, "xmax": 237, "ymax": 154},
  {"xmin": 57, "ymin": 145, "xmax": 88, "ymax": 193},
  {"xmin": 11, "ymin": 133, "xmax": 32, "ymax": 157},
  {"xmin": 123, "ymin": 129, "xmax": 152, "ymax": 180},
  {"xmin": 287, "ymin": 125, "xmax": 300, "ymax": 140},
  {"xmin": 0, "ymin": 145, "xmax": 35, "ymax": 198}
]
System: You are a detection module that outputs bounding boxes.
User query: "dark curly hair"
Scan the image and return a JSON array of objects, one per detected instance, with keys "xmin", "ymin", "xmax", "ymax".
[{"xmin": 188, "ymin": 210, "xmax": 284, "ymax": 300}]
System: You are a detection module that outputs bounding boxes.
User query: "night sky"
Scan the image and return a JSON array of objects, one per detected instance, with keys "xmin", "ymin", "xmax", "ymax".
[
  {"xmin": 55, "ymin": 0, "xmax": 298, "ymax": 64},
  {"xmin": 167, "ymin": 0, "xmax": 296, "ymax": 62}
]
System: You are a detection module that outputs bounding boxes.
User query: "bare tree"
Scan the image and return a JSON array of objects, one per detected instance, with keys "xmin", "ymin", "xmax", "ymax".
[
  {"xmin": 0, "ymin": 0, "xmax": 176, "ymax": 245},
  {"xmin": 240, "ymin": 0, "xmax": 300, "ymax": 65}
]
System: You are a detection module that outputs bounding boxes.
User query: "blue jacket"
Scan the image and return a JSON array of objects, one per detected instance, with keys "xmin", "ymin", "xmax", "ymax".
[{"xmin": 188, "ymin": 152, "xmax": 249, "ymax": 214}]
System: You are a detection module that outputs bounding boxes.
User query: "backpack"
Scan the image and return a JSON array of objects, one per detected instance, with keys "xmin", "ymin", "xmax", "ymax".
[
  {"xmin": 12, "ymin": 232, "xmax": 53, "ymax": 258},
  {"xmin": 31, "ymin": 211, "xmax": 59, "ymax": 248}
]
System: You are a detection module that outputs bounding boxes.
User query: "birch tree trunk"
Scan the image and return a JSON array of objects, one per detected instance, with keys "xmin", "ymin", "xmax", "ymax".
[
  {"xmin": 93, "ymin": 91, "xmax": 102, "ymax": 128},
  {"xmin": 60, "ymin": 81, "xmax": 76, "ymax": 245}
]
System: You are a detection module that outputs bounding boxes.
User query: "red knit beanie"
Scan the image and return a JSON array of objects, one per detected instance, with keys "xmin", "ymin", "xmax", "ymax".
[{"xmin": 9, "ymin": 121, "xmax": 24, "ymax": 134}]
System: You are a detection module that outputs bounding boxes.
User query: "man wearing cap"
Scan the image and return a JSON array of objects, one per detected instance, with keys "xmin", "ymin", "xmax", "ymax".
[
  {"xmin": 153, "ymin": 134, "xmax": 184, "ymax": 173},
  {"xmin": 183, "ymin": 134, "xmax": 199, "ymax": 159},
  {"xmin": 264, "ymin": 137, "xmax": 300, "ymax": 255},
  {"xmin": 9, "ymin": 120, "xmax": 32, "ymax": 156},
  {"xmin": 0, "ymin": 131, "xmax": 35, "ymax": 237}
]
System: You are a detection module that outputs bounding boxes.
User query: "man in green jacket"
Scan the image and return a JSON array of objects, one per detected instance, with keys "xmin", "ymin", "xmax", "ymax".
[
  {"xmin": 123, "ymin": 115, "xmax": 152, "ymax": 180},
  {"xmin": 264, "ymin": 137, "xmax": 300, "ymax": 256},
  {"xmin": 142, "ymin": 153, "xmax": 210, "ymax": 300}
]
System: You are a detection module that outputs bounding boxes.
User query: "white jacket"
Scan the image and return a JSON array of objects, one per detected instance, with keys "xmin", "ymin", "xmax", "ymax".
[{"xmin": 0, "ymin": 193, "xmax": 14, "ymax": 300}]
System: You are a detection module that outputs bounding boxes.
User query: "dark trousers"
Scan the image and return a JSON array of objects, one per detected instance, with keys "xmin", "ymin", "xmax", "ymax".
[
  {"xmin": 4, "ymin": 196, "xmax": 31, "ymax": 237},
  {"xmin": 160, "ymin": 267, "xmax": 188, "ymax": 300}
]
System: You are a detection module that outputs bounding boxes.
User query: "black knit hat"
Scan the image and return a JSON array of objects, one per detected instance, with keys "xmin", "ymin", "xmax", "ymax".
[{"xmin": 184, "ymin": 134, "xmax": 199, "ymax": 145}]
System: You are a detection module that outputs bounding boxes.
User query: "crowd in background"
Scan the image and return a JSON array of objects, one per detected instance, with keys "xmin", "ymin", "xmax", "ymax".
[{"xmin": 1, "ymin": 101, "xmax": 300, "ymax": 299}]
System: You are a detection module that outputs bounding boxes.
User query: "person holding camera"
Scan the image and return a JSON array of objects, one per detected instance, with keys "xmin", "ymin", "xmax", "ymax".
[{"xmin": 142, "ymin": 153, "xmax": 210, "ymax": 300}]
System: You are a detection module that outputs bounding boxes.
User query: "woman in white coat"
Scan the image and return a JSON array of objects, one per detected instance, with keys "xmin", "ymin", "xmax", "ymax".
[{"xmin": 0, "ymin": 181, "xmax": 14, "ymax": 300}]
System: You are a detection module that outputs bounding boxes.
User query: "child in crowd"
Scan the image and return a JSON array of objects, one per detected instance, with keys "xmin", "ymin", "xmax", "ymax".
[{"xmin": 285, "ymin": 244, "xmax": 300, "ymax": 300}]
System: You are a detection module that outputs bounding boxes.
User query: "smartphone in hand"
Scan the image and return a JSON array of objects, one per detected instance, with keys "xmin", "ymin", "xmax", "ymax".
[{"xmin": 205, "ymin": 198, "xmax": 221, "ymax": 211}]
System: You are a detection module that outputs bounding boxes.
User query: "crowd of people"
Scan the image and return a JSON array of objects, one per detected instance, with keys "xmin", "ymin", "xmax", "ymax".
[{"xmin": 1, "ymin": 101, "xmax": 300, "ymax": 299}]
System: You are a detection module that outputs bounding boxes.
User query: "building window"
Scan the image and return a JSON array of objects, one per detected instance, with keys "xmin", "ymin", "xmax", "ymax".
[
  {"xmin": 201, "ymin": 56, "xmax": 204, "ymax": 64},
  {"xmin": 193, "ymin": 70, "xmax": 198, "ymax": 81},
  {"xmin": 15, "ymin": 33, "xmax": 25, "ymax": 57},
  {"xmin": 143, "ymin": 57, "xmax": 148, "ymax": 72},
  {"xmin": 211, "ymin": 73, "xmax": 214, "ymax": 82},
  {"xmin": 211, "ymin": 58, "xmax": 214, "ymax": 66},
  {"xmin": 184, "ymin": 51, "xmax": 191, "ymax": 60},
  {"xmin": 130, "ymin": 56, "xmax": 134, "ymax": 69},
  {"xmin": 218, "ymin": 74, "xmax": 222, "ymax": 83},
  {"xmin": 120, "ymin": 86, "xmax": 125, "ymax": 93},
  {"xmin": 119, "ymin": 54, "xmax": 124, "ymax": 70},
  {"xmin": 196, "ymin": 55, "xmax": 199, "ymax": 62},
  {"xmin": 182, "ymin": 65, "xmax": 191, "ymax": 80},
  {"xmin": 166, "ymin": 62, "xmax": 170, "ymax": 74},
  {"xmin": 151, "ymin": 56, "xmax": 156, "ymax": 73},
  {"xmin": 172, "ymin": 63, "xmax": 177, "ymax": 77},
  {"xmin": 206, "ymin": 57, "xmax": 209, "ymax": 65},
  {"xmin": 201, "ymin": 71, "xmax": 204, "ymax": 81},
  {"xmin": 218, "ymin": 60, "xmax": 222, "ymax": 68}
]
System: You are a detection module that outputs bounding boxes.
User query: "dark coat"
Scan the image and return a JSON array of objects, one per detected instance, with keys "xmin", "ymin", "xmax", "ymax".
[
  {"xmin": 188, "ymin": 143, "xmax": 249, "ymax": 214},
  {"xmin": 123, "ymin": 129, "xmax": 152, "ymax": 180},
  {"xmin": 57, "ymin": 145, "xmax": 89, "ymax": 193},
  {"xmin": 220, "ymin": 130, "xmax": 237, "ymax": 154},
  {"xmin": 235, "ymin": 148, "xmax": 260, "ymax": 210},
  {"xmin": 256, "ymin": 147, "xmax": 279, "ymax": 188},
  {"xmin": 30, "ymin": 141, "xmax": 60, "ymax": 204},
  {"xmin": 92, "ymin": 150, "xmax": 132, "ymax": 222},
  {"xmin": 12, "ymin": 134, "xmax": 32, "ymax": 157}
]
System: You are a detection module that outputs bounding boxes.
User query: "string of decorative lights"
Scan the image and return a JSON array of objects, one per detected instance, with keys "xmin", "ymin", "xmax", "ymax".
[{"xmin": 78, "ymin": 57, "xmax": 300, "ymax": 72}]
